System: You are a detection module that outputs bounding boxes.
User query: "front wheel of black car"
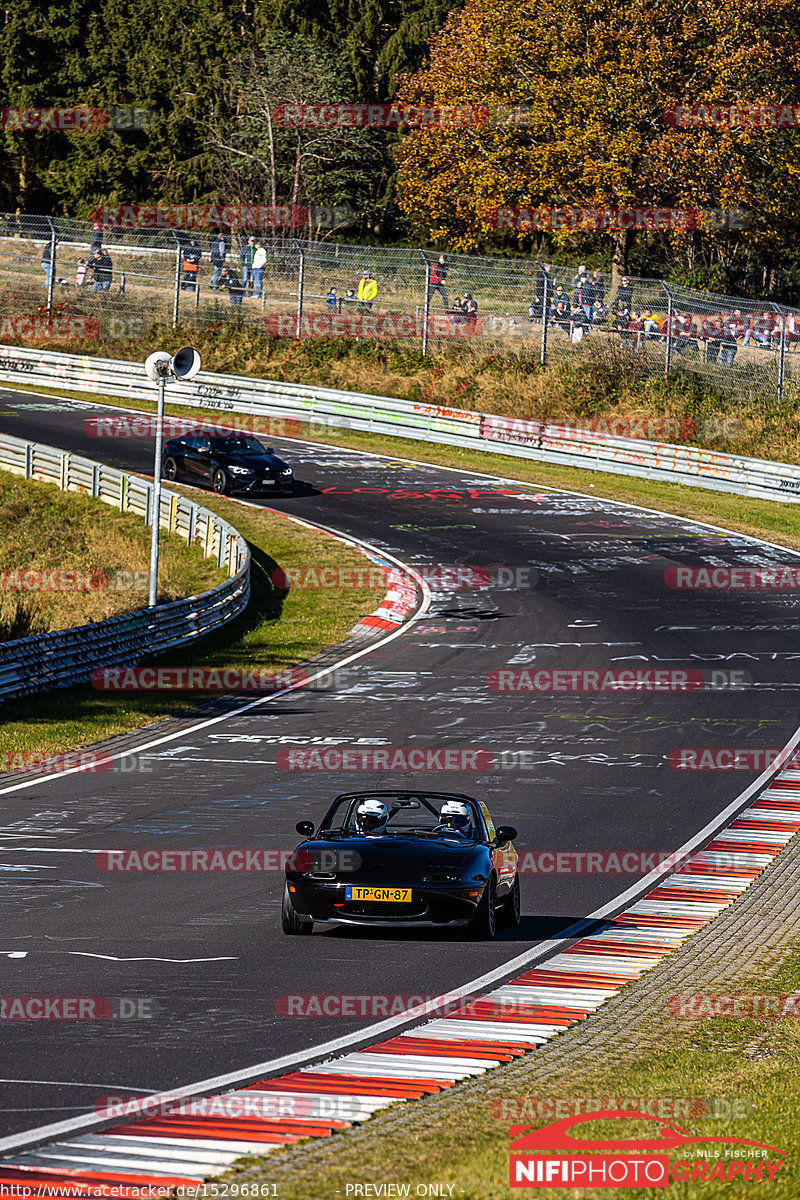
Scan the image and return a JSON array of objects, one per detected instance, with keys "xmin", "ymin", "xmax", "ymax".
[
  {"xmin": 468, "ymin": 877, "xmax": 496, "ymax": 940},
  {"xmin": 281, "ymin": 884, "xmax": 313, "ymax": 935},
  {"xmin": 212, "ymin": 468, "xmax": 229, "ymax": 495},
  {"xmin": 497, "ymin": 875, "xmax": 520, "ymax": 928},
  {"xmin": 163, "ymin": 457, "xmax": 178, "ymax": 482}
]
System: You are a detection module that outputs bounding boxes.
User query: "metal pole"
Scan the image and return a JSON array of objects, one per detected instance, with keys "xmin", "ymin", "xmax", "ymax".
[
  {"xmin": 148, "ymin": 373, "xmax": 166, "ymax": 608},
  {"xmin": 293, "ymin": 240, "xmax": 305, "ymax": 337},
  {"xmin": 539, "ymin": 266, "xmax": 549, "ymax": 367},
  {"xmin": 171, "ymin": 233, "xmax": 181, "ymax": 330},
  {"xmin": 771, "ymin": 302, "xmax": 786, "ymax": 402},
  {"xmin": 661, "ymin": 282, "xmax": 673, "ymax": 376},
  {"xmin": 45, "ymin": 218, "xmax": 56, "ymax": 319},
  {"xmin": 421, "ymin": 251, "xmax": 430, "ymax": 355}
]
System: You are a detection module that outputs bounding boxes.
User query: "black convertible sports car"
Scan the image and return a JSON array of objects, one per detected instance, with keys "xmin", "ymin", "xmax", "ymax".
[
  {"xmin": 162, "ymin": 433, "xmax": 294, "ymax": 495},
  {"xmin": 282, "ymin": 790, "xmax": 519, "ymax": 940}
]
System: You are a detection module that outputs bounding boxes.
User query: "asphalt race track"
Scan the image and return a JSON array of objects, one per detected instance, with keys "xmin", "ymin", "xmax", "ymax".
[{"xmin": 1, "ymin": 386, "xmax": 799, "ymax": 1138}]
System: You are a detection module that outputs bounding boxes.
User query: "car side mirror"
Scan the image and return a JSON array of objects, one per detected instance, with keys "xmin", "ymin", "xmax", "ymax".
[
  {"xmin": 495, "ymin": 826, "xmax": 517, "ymax": 845},
  {"xmin": 296, "ymin": 821, "xmax": 314, "ymax": 837}
]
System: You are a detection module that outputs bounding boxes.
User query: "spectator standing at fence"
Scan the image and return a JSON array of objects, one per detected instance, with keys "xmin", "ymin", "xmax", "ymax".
[
  {"xmin": 449, "ymin": 297, "xmax": 466, "ymax": 330},
  {"xmin": 240, "ymin": 237, "xmax": 256, "ymax": 295},
  {"xmin": 627, "ymin": 310, "xmax": 644, "ymax": 350},
  {"xmin": 251, "ymin": 241, "xmax": 266, "ymax": 299},
  {"xmin": 463, "ymin": 292, "xmax": 478, "ymax": 330},
  {"xmin": 786, "ymin": 311, "xmax": 800, "ymax": 349},
  {"xmin": 181, "ymin": 238, "xmax": 201, "ymax": 292},
  {"xmin": 550, "ymin": 301, "xmax": 571, "ymax": 332},
  {"xmin": 210, "ymin": 234, "xmax": 227, "ymax": 290},
  {"xmin": 41, "ymin": 235, "xmax": 60, "ymax": 289},
  {"xmin": 357, "ymin": 269, "xmax": 377, "ymax": 310},
  {"xmin": 571, "ymin": 265, "xmax": 591, "ymax": 318},
  {"xmin": 90, "ymin": 223, "xmax": 103, "ymax": 254},
  {"xmin": 533, "ymin": 263, "xmax": 553, "ymax": 321},
  {"xmin": 428, "ymin": 255, "xmax": 449, "ymax": 309},
  {"xmin": 90, "ymin": 248, "xmax": 112, "ymax": 292},
  {"xmin": 75, "ymin": 259, "xmax": 87, "ymax": 288},
  {"xmin": 612, "ymin": 304, "xmax": 631, "ymax": 344},
  {"xmin": 743, "ymin": 311, "xmax": 773, "ymax": 347},
  {"xmin": 675, "ymin": 313, "xmax": 699, "ymax": 354},
  {"xmin": 552, "ymin": 283, "xmax": 570, "ymax": 311},
  {"xmin": 719, "ymin": 311, "xmax": 744, "ymax": 365},
  {"xmin": 615, "ymin": 275, "xmax": 633, "ymax": 313},
  {"xmin": 701, "ymin": 314, "xmax": 724, "ymax": 362},
  {"xmin": 591, "ymin": 298, "xmax": 608, "ymax": 325},
  {"xmin": 326, "ymin": 287, "xmax": 337, "ymax": 311},
  {"xmin": 586, "ymin": 269, "xmax": 605, "ymax": 311},
  {"xmin": 220, "ymin": 265, "xmax": 244, "ymax": 305},
  {"xmin": 642, "ymin": 310, "xmax": 660, "ymax": 340}
]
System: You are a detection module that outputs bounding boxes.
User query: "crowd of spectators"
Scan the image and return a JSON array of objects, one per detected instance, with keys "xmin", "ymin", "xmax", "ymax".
[{"xmin": 528, "ymin": 263, "xmax": 799, "ymax": 365}]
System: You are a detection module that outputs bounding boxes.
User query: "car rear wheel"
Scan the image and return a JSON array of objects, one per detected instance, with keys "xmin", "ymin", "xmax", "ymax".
[
  {"xmin": 497, "ymin": 875, "xmax": 520, "ymax": 928},
  {"xmin": 468, "ymin": 877, "xmax": 496, "ymax": 940},
  {"xmin": 163, "ymin": 457, "xmax": 178, "ymax": 482},
  {"xmin": 281, "ymin": 884, "xmax": 313, "ymax": 935},
  {"xmin": 212, "ymin": 468, "xmax": 229, "ymax": 495}
]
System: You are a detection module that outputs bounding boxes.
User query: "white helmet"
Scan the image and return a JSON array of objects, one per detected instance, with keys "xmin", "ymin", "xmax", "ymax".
[
  {"xmin": 439, "ymin": 800, "xmax": 472, "ymax": 834},
  {"xmin": 354, "ymin": 798, "xmax": 389, "ymax": 835}
]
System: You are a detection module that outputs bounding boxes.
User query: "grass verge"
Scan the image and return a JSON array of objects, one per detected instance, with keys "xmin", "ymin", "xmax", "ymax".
[
  {"xmin": 231, "ymin": 945, "xmax": 800, "ymax": 1199},
  {"xmin": 0, "ymin": 483, "xmax": 386, "ymax": 764},
  {"xmin": 0, "ymin": 468, "xmax": 224, "ymax": 636}
]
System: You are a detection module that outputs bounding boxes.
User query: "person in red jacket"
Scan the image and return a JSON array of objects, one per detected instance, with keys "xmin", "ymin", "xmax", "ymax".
[{"xmin": 428, "ymin": 254, "xmax": 449, "ymax": 309}]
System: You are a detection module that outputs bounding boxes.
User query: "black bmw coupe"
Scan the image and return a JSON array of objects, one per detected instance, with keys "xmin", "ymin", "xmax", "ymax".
[
  {"xmin": 162, "ymin": 433, "xmax": 294, "ymax": 495},
  {"xmin": 282, "ymin": 791, "xmax": 519, "ymax": 940}
]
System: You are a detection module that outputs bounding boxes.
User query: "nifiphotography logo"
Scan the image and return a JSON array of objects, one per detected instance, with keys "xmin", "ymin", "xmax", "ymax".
[{"xmin": 508, "ymin": 1112, "xmax": 785, "ymax": 1188}]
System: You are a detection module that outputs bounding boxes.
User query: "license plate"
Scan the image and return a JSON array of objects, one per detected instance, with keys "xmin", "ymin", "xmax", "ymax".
[{"xmin": 345, "ymin": 886, "xmax": 412, "ymax": 902}]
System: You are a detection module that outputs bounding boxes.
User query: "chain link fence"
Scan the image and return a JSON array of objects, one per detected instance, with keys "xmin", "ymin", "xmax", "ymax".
[{"xmin": 1, "ymin": 210, "xmax": 798, "ymax": 401}]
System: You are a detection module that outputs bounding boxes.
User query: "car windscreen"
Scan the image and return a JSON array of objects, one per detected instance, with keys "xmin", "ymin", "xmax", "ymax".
[
  {"xmin": 318, "ymin": 794, "xmax": 482, "ymax": 840},
  {"xmin": 212, "ymin": 436, "xmax": 267, "ymax": 456}
]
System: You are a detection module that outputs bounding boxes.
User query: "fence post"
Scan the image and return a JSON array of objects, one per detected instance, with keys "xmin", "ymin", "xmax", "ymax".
[
  {"xmin": 539, "ymin": 265, "xmax": 550, "ymax": 367},
  {"xmin": 420, "ymin": 251, "xmax": 431, "ymax": 355},
  {"xmin": 771, "ymin": 302, "xmax": 786, "ymax": 402},
  {"xmin": 171, "ymin": 231, "xmax": 181, "ymax": 329},
  {"xmin": 293, "ymin": 239, "xmax": 305, "ymax": 337},
  {"xmin": 661, "ymin": 282, "xmax": 673, "ymax": 376},
  {"xmin": 45, "ymin": 218, "xmax": 56, "ymax": 319}
]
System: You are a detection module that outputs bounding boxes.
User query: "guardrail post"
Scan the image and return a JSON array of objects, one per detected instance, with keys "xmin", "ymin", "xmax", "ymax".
[
  {"xmin": 171, "ymin": 231, "xmax": 181, "ymax": 330},
  {"xmin": 771, "ymin": 301, "xmax": 786, "ymax": 402},
  {"xmin": 45, "ymin": 218, "xmax": 56, "ymax": 319},
  {"xmin": 24, "ymin": 443, "xmax": 33, "ymax": 478},
  {"xmin": 421, "ymin": 251, "xmax": 431, "ymax": 356},
  {"xmin": 293, "ymin": 240, "xmax": 305, "ymax": 338},
  {"xmin": 661, "ymin": 282, "xmax": 673, "ymax": 376}
]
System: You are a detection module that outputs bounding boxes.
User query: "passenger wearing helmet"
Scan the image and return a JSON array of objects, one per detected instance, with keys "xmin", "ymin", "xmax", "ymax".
[
  {"xmin": 436, "ymin": 800, "xmax": 473, "ymax": 838},
  {"xmin": 353, "ymin": 798, "xmax": 389, "ymax": 835}
]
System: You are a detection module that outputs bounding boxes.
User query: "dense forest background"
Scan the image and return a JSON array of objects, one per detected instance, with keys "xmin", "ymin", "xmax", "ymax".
[{"xmin": 4, "ymin": 0, "xmax": 800, "ymax": 299}]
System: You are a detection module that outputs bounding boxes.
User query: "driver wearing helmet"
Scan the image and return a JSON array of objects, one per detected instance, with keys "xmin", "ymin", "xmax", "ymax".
[
  {"xmin": 353, "ymin": 797, "xmax": 389, "ymax": 835},
  {"xmin": 436, "ymin": 799, "xmax": 474, "ymax": 838}
]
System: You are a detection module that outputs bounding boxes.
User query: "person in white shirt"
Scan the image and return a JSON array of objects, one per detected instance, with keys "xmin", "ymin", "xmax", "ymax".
[{"xmin": 252, "ymin": 242, "xmax": 267, "ymax": 299}]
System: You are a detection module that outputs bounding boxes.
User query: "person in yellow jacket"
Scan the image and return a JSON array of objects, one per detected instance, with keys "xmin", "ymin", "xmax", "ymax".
[{"xmin": 356, "ymin": 269, "xmax": 377, "ymax": 310}]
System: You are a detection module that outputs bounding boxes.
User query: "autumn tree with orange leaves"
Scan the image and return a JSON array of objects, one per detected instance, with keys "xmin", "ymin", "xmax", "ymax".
[{"xmin": 395, "ymin": 0, "xmax": 800, "ymax": 276}]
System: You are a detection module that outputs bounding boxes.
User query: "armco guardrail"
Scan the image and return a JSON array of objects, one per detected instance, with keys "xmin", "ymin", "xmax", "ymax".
[
  {"xmin": 2, "ymin": 342, "xmax": 800, "ymax": 503},
  {"xmin": 0, "ymin": 429, "xmax": 250, "ymax": 702}
]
